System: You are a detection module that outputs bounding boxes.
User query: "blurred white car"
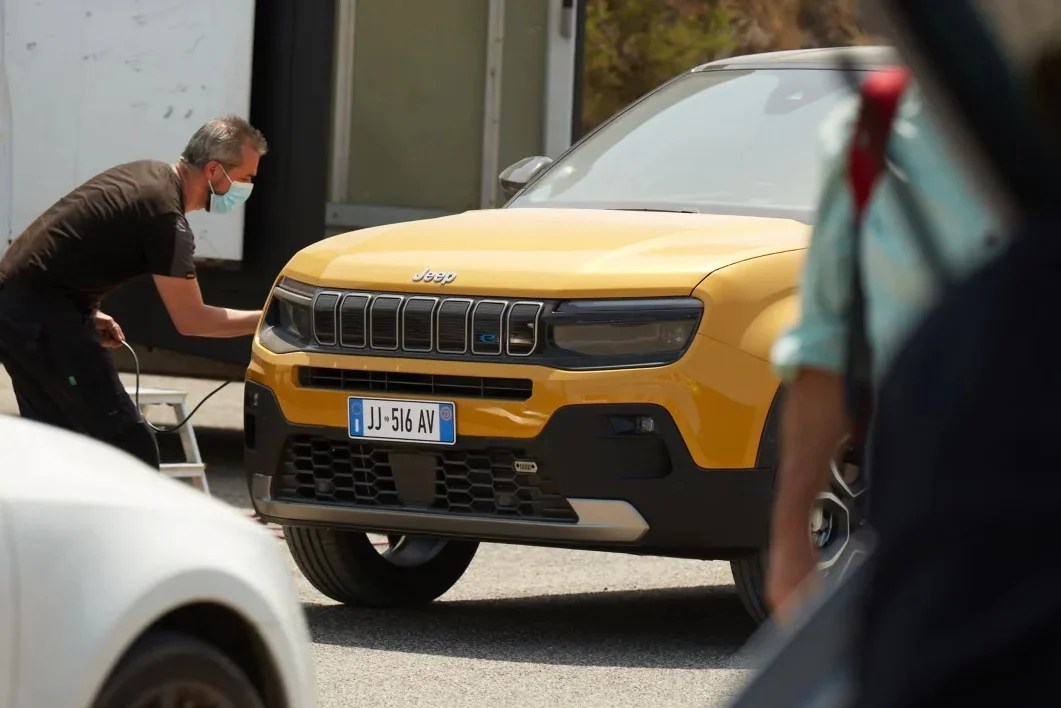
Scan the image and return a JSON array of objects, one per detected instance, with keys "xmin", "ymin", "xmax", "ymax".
[{"xmin": 0, "ymin": 415, "xmax": 316, "ymax": 708}]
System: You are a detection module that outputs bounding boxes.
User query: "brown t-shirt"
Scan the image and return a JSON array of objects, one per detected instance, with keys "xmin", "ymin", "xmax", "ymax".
[{"xmin": 0, "ymin": 159, "xmax": 196, "ymax": 310}]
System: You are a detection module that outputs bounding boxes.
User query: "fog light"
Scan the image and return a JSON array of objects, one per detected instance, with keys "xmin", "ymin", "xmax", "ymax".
[
  {"xmin": 514, "ymin": 459, "xmax": 538, "ymax": 474},
  {"xmin": 636, "ymin": 416, "xmax": 655, "ymax": 433}
]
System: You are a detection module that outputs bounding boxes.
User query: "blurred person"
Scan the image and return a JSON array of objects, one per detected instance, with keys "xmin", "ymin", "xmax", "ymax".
[
  {"xmin": 730, "ymin": 31, "xmax": 1061, "ymax": 707},
  {"xmin": 846, "ymin": 41, "xmax": 1061, "ymax": 707},
  {"xmin": 0, "ymin": 115, "xmax": 267, "ymax": 469},
  {"xmin": 764, "ymin": 69, "xmax": 1005, "ymax": 617}
]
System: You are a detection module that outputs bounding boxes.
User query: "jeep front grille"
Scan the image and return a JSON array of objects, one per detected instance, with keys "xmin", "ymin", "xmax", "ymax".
[
  {"xmin": 310, "ymin": 291, "xmax": 544, "ymax": 358},
  {"xmin": 297, "ymin": 367, "xmax": 533, "ymax": 401},
  {"xmin": 276, "ymin": 436, "xmax": 578, "ymax": 523}
]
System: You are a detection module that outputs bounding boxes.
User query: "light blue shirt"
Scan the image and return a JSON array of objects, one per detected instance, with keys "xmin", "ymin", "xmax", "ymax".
[{"xmin": 771, "ymin": 83, "xmax": 1005, "ymax": 385}]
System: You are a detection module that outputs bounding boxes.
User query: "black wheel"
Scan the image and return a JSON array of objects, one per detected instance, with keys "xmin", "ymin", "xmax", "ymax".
[
  {"xmin": 730, "ymin": 551, "xmax": 770, "ymax": 624},
  {"xmin": 731, "ymin": 439, "xmax": 868, "ymax": 624},
  {"xmin": 285, "ymin": 526, "xmax": 479, "ymax": 607},
  {"xmin": 92, "ymin": 630, "xmax": 264, "ymax": 708}
]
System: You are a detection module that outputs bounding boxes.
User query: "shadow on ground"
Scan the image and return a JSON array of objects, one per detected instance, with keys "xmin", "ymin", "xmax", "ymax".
[{"xmin": 304, "ymin": 585, "xmax": 758, "ymax": 670}]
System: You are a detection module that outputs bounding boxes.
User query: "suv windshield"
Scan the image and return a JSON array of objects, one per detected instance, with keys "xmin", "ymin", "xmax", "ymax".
[{"xmin": 509, "ymin": 67, "xmax": 860, "ymax": 223}]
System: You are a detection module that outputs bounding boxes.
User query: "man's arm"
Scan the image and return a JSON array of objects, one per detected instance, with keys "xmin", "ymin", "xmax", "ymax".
[
  {"xmin": 765, "ymin": 120, "xmax": 859, "ymax": 617},
  {"xmin": 766, "ymin": 368, "xmax": 848, "ymax": 618},
  {"xmin": 144, "ymin": 212, "xmax": 262, "ymax": 338},
  {"xmin": 153, "ymin": 275, "xmax": 262, "ymax": 338}
]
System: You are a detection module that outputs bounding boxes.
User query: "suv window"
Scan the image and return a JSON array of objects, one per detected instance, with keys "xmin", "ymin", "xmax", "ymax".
[{"xmin": 510, "ymin": 67, "xmax": 859, "ymax": 222}]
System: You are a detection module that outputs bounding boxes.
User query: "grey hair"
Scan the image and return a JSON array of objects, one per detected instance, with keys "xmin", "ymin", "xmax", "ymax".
[{"xmin": 179, "ymin": 115, "xmax": 268, "ymax": 168}]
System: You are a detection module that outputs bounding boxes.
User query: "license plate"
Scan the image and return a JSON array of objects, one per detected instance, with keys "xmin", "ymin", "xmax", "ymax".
[{"xmin": 347, "ymin": 397, "xmax": 456, "ymax": 445}]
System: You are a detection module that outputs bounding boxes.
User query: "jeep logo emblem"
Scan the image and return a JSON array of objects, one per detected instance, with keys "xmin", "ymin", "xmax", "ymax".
[{"xmin": 412, "ymin": 268, "xmax": 457, "ymax": 285}]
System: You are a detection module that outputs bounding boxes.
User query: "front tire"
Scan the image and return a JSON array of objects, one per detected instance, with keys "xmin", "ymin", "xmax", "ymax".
[
  {"xmin": 285, "ymin": 526, "xmax": 479, "ymax": 607},
  {"xmin": 731, "ymin": 552, "xmax": 770, "ymax": 623},
  {"xmin": 92, "ymin": 630, "xmax": 265, "ymax": 708},
  {"xmin": 731, "ymin": 440, "xmax": 867, "ymax": 624}
]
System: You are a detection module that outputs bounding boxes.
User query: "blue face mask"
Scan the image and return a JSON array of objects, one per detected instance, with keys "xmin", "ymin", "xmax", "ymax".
[{"xmin": 208, "ymin": 165, "xmax": 253, "ymax": 214}]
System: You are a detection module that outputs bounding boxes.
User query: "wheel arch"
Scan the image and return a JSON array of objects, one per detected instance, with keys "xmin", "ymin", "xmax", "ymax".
[
  {"xmin": 94, "ymin": 601, "xmax": 290, "ymax": 708},
  {"xmin": 755, "ymin": 384, "xmax": 785, "ymax": 478},
  {"xmin": 730, "ymin": 384, "xmax": 784, "ymax": 624}
]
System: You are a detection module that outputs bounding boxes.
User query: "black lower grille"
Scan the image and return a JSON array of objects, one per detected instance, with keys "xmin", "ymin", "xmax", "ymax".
[
  {"xmin": 276, "ymin": 435, "xmax": 578, "ymax": 522},
  {"xmin": 298, "ymin": 367, "xmax": 533, "ymax": 401}
]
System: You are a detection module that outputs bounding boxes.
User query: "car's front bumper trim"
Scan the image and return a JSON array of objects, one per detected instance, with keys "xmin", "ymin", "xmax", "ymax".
[{"xmin": 251, "ymin": 474, "xmax": 649, "ymax": 543}]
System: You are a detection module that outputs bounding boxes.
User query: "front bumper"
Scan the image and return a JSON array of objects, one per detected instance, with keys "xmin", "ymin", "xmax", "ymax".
[{"xmin": 245, "ymin": 380, "xmax": 774, "ymax": 558}]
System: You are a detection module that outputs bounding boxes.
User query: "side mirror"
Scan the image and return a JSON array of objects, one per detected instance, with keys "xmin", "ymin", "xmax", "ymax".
[{"xmin": 498, "ymin": 156, "xmax": 553, "ymax": 201}]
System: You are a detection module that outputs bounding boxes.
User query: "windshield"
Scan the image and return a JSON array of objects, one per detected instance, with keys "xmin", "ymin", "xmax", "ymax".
[{"xmin": 509, "ymin": 67, "xmax": 860, "ymax": 222}]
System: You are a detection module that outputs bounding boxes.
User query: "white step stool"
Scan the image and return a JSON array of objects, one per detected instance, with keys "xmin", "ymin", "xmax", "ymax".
[{"xmin": 127, "ymin": 386, "xmax": 210, "ymax": 494}]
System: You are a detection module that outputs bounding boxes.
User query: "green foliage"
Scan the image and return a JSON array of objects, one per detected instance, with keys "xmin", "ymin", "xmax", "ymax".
[
  {"xmin": 580, "ymin": 0, "xmax": 870, "ymax": 136},
  {"xmin": 581, "ymin": 0, "xmax": 736, "ymax": 135}
]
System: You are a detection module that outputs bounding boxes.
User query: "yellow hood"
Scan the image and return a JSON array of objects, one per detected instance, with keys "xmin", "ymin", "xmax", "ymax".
[{"xmin": 284, "ymin": 208, "xmax": 810, "ymax": 297}]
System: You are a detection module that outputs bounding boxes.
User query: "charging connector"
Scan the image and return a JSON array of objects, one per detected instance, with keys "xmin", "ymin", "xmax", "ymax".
[{"xmin": 121, "ymin": 340, "xmax": 236, "ymax": 433}]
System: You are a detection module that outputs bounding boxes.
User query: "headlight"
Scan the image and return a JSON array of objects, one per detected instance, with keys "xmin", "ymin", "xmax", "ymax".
[
  {"xmin": 543, "ymin": 297, "xmax": 703, "ymax": 368},
  {"xmin": 554, "ymin": 321, "xmax": 694, "ymax": 356},
  {"xmin": 260, "ymin": 277, "xmax": 316, "ymax": 351}
]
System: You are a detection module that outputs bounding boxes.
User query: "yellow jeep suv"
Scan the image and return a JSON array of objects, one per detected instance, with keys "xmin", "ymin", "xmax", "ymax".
[{"xmin": 245, "ymin": 46, "xmax": 892, "ymax": 622}]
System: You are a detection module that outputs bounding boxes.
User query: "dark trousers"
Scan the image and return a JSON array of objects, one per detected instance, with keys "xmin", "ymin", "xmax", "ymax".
[
  {"xmin": 0, "ymin": 282, "xmax": 160, "ymax": 469},
  {"xmin": 850, "ymin": 216, "xmax": 1061, "ymax": 707}
]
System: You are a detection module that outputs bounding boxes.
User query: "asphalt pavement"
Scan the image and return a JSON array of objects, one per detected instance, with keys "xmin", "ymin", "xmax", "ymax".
[{"xmin": 1, "ymin": 368, "xmax": 758, "ymax": 707}]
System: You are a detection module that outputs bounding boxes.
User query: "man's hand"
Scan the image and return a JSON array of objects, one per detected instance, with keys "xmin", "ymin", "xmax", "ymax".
[
  {"xmin": 93, "ymin": 311, "xmax": 125, "ymax": 349},
  {"xmin": 766, "ymin": 524, "xmax": 820, "ymax": 623}
]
